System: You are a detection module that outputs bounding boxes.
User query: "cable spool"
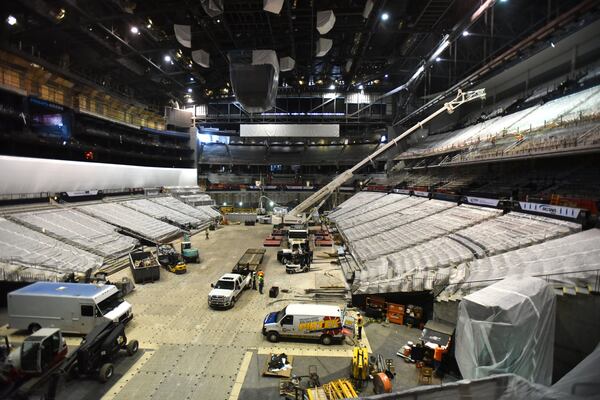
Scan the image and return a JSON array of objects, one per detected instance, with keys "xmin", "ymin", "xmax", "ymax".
[{"xmin": 373, "ymin": 372, "xmax": 392, "ymax": 394}]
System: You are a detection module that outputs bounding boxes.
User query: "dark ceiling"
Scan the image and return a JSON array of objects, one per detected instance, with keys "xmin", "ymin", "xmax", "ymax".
[{"xmin": 0, "ymin": 0, "xmax": 589, "ymax": 112}]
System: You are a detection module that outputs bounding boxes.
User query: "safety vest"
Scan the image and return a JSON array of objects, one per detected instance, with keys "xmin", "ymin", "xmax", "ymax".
[{"xmin": 357, "ymin": 317, "xmax": 364, "ymax": 328}]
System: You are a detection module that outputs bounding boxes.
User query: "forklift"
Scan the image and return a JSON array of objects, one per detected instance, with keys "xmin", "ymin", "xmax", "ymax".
[
  {"xmin": 180, "ymin": 234, "xmax": 199, "ymax": 263},
  {"xmin": 284, "ymin": 243, "xmax": 313, "ymax": 274},
  {"xmin": 157, "ymin": 244, "xmax": 187, "ymax": 274}
]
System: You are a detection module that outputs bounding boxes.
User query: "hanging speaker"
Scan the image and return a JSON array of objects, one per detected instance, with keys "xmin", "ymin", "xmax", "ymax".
[
  {"xmin": 263, "ymin": 0, "xmax": 284, "ymax": 14},
  {"xmin": 174, "ymin": 24, "xmax": 191, "ymax": 48},
  {"xmin": 192, "ymin": 49, "xmax": 210, "ymax": 68},
  {"xmin": 315, "ymin": 38, "xmax": 332, "ymax": 57},
  {"xmin": 363, "ymin": 0, "xmax": 374, "ymax": 18},
  {"xmin": 280, "ymin": 56, "xmax": 295, "ymax": 72},
  {"xmin": 200, "ymin": 0, "xmax": 224, "ymax": 17},
  {"xmin": 316, "ymin": 10, "xmax": 335, "ymax": 35}
]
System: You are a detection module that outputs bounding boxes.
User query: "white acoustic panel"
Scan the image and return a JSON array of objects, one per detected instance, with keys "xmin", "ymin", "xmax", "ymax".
[
  {"xmin": 363, "ymin": 0, "xmax": 374, "ymax": 18},
  {"xmin": 263, "ymin": 0, "xmax": 284, "ymax": 14},
  {"xmin": 0, "ymin": 156, "xmax": 197, "ymax": 195},
  {"xmin": 174, "ymin": 24, "xmax": 191, "ymax": 48},
  {"xmin": 316, "ymin": 38, "xmax": 333, "ymax": 57},
  {"xmin": 316, "ymin": 10, "xmax": 336, "ymax": 35},
  {"xmin": 240, "ymin": 124, "xmax": 339, "ymax": 138},
  {"xmin": 192, "ymin": 49, "xmax": 210, "ymax": 68},
  {"xmin": 280, "ymin": 56, "xmax": 295, "ymax": 72}
]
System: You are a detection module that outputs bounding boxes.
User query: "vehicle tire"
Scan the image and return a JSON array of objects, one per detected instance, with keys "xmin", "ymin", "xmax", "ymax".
[
  {"xmin": 231, "ymin": 296, "xmax": 237, "ymax": 308},
  {"xmin": 267, "ymin": 332, "xmax": 280, "ymax": 343},
  {"xmin": 320, "ymin": 334, "xmax": 333, "ymax": 346},
  {"xmin": 126, "ymin": 340, "xmax": 139, "ymax": 356},
  {"xmin": 28, "ymin": 323, "xmax": 41, "ymax": 334},
  {"xmin": 98, "ymin": 363, "xmax": 114, "ymax": 383},
  {"xmin": 303, "ymin": 266, "xmax": 309, "ymax": 272}
]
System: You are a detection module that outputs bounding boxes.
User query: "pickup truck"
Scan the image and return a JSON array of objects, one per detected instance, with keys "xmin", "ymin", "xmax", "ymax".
[{"xmin": 208, "ymin": 273, "xmax": 251, "ymax": 309}]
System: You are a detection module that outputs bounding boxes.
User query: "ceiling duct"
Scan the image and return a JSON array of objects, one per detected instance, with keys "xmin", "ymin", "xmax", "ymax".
[
  {"xmin": 200, "ymin": 0, "xmax": 224, "ymax": 17},
  {"xmin": 229, "ymin": 50, "xmax": 279, "ymax": 113},
  {"xmin": 174, "ymin": 24, "xmax": 192, "ymax": 48},
  {"xmin": 280, "ymin": 56, "xmax": 295, "ymax": 72},
  {"xmin": 316, "ymin": 10, "xmax": 336, "ymax": 34},
  {"xmin": 192, "ymin": 49, "xmax": 210, "ymax": 68},
  {"xmin": 263, "ymin": 0, "xmax": 284, "ymax": 14},
  {"xmin": 315, "ymin": 38, "xmax": 333, "ymax": 57}
]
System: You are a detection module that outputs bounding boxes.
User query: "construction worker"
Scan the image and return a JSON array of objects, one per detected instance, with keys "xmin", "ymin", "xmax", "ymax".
[
  {"xmin": 356, "ymin": 313, "xmax": 364, "ymax": 340},
  {"xmin": 257, "ymin": 271, "xmax": 265, "ymax": 294},
  {"xmin": 205, "ymin": 229, "xmax": 209, "ymax": 240}
]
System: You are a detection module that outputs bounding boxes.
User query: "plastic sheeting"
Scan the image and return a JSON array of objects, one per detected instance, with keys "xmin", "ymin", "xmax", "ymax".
[
  {"xmin": 12, "ymin": 209, "xmax": 138, "ymax": 258},
  {"xmin": 151, "ymin": 196, "xmax": 214, "ymax": 222},
  {"xmin": 121, "ymin": 199, "xmax": 203, "ymax": 228},
  {"xmin": 79, "ymin": 203, "xmax": 181, "ymax": 243},
  {"xmin": 438, "ymin": 229, "xmax": 600, "ymax": 300},
  {"xmin": 354, "ymin": 373, "xmax": 591, "ymax": 400},
  {"xmin": 456, "ymin": 277, "xmax": 556, "ymax": 385},
  {"xmin": 0, "ymin": 218, "xmax": 103, "ymax": 274}
]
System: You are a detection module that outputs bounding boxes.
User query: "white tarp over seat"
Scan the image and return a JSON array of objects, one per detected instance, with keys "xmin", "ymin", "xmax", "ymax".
[
  {"xmin": 0, "ymin": 217, "xmax": 103, "ymax": 277},
  {"xmin": 12, "ymin": 209, "xmax": 138, "ymax": 258},
  {"xmin": 456, "ymin": 277, "xmax": 556, "ymax": 385},
  {"xmin": 79, "ymin": 203, "xmax": 181, "ymax": 243},
  {"xmin": 439, "ymin": 228, "xmax": 600, "ymax": 300}
]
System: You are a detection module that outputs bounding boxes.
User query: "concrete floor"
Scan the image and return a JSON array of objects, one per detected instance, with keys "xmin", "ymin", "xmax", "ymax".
[{"xmin": 0, "ymin": 224, "xmax": 439, "ymax": 399}]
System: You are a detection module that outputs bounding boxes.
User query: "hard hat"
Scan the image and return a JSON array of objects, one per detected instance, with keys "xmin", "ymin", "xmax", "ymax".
[{"xmin": 257, "ymin": 271, "xmax": 264, "ymax": 276}]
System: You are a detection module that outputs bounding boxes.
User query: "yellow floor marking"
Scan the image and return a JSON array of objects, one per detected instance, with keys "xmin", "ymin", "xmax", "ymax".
[{"xmin": 228, "ymin": 351, "xmax": 254, "ymax": 400}]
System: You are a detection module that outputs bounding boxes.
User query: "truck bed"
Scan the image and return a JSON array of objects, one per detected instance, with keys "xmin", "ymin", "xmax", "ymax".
[{"xmin": 233, "ymin": 248, "xmax": 266, "ymax": 273}]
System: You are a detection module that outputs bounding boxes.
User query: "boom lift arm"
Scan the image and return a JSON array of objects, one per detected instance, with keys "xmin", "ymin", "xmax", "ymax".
[{"xmin": 285, "ymin": 89, "xmax": 486, "ymax": 223}]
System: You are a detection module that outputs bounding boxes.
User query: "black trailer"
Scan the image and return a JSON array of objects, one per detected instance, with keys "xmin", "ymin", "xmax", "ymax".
[
  {"xmin": 129, "ymin": 250, "xmax": 160, "ymax": 284},
  {"xmin": 231, "ymin": 248, "xmax": 266, "ymax": 275}
]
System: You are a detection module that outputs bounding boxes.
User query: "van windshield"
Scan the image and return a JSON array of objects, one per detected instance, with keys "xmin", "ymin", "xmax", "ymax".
[
  {"xmin": 215, "ymin": 280, "xmax": 234, "ymax": 290},
  {"xmin": 97, "ymin": 293, "xmax": 124, "ymax": 315},
  {"xmin": 276, "ymin": 306, "xmax": 287, "ymax": 322}
]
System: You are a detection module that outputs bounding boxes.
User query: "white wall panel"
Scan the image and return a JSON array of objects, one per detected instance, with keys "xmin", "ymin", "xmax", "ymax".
[
  {"xmin": 240, "ymin": 123, "xmax": 339, "ymax": 137},
  {"xmin": 0, "ymin": 156, "xmax": 197, "ymax": 195}
]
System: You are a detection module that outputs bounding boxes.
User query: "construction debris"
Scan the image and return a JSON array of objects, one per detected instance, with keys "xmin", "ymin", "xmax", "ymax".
[{"xmin": 263, "ymin": 353, "xmax": 294, "ymax": 377}]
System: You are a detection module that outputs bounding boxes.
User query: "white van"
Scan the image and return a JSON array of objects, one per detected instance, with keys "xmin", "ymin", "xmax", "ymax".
[
  {"xmin": 262, "ymin": 304, "xmax": 352, "ymax": 345},
  {"xmin": 8, "ymin": 282, "xmax": 133, "ymax": 335}
]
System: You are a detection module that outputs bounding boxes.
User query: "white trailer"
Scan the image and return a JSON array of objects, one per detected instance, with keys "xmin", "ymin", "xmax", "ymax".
[{"xmin": 7, "ymin": 282, "xmax": 133, "ymax": 335}]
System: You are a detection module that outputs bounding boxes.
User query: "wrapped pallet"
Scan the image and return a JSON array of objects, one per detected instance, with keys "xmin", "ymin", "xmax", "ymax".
[{"xmin": 456, "ymin": 276, "xmax": 556, "ymax": 385}]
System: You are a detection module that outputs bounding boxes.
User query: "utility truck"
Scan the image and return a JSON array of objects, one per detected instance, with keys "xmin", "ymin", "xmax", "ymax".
[
  {"xmin": 208, "ymin": 273, "xmax": 251, "ymax": 309},
  {"xmin": 8, "ymin": 282, "xmax": 133, "ymax": 335},
  {"xmin": 262, "ymin": 304, "xmax": 353, "ymax": 345}
]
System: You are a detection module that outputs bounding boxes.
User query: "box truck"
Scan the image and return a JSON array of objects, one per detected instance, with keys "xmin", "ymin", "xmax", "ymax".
[
  {"xmin": 262, "ymin": 304, "xmax": 352, "ymax": 345},
  {"xmin": 7, "ymin": 282, "xmax": 133, "ymax": 335}
]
